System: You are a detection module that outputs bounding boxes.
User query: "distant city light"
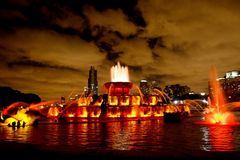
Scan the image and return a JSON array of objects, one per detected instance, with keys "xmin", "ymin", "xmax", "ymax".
[
  {"xmin": 140, "ymin": 79, "xmax": 147, "ymax": 82},
  {"xmin": 173, "ymin": 100, "xmax": 184, "ymax": 105},
  {"xmin": 202, "ymin": 99, "xmax": 208, "ymax": 104},
  {"xmin": 226, "ymin": 71, "xmax": 240, "ymax": 78},
  {"xmin": 173, "ymin": 100, "xmax": 178, "ymax": 104}
]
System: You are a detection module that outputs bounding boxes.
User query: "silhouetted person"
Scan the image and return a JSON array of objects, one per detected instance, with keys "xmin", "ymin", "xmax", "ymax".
[
  {"xmin": 17, "ymin": 121, "xmax": 21, "ymax": 128},
  {"xmin": 32, "ymin": 119, "xmax": 39, "ymax": 127},
  {"xmin": 100, "ymin": 101, "xmax": 107, "ymax": 118},
  {"xmin": 22, "ymin": 121, "xmax": 26, "ymax": 127},
  {"xmin": 100, "ymin": 94, "xmax": 108, "ymax": 119},
  {"xmin": 11, "ymin": 121, "xmax": 16, "ymax": 128}
]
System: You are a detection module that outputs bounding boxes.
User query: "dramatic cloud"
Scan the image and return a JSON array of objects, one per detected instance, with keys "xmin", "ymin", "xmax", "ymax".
[
  {"xmin": 0, "ymin": 29, "xmax": 105, "ymax": 100},
  {"xmin": 137, "ymin": 0, "xmax": 240, "ymax": 91},
  {"xmin": 113, "ymin": 38, "xmax": 153, "ymax": 66},
  {"xmin": 0, "ymin": 0, "xmax": 240, "ymax": 101},
  {"xmin": 83, "ymin": 5, "xmax": 138, "ymax": 36},
  {"xmin": 1, "ymin": 29, "xmax": 105, "ymax": 68},
  {"xmin": 53, "ymin": 9, "xmax": 85, "ymax": 32}
]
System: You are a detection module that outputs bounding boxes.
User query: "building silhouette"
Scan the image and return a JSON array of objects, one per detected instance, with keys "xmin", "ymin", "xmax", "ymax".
[
  {"xmin": 140, "ymin": 79, "xmax": 150, "ymax": 95},
  {"xmin": 210, "ymin": 71, "xmax": 240, "ymax": 102},
  {"xmin": 87, "ymin": 66, "xmax": 98, "ymax": 96}
]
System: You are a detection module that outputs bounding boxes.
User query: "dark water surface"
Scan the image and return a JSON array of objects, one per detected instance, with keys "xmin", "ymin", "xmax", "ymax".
[{"xmin": 1, "ymin": 116, "xmax": 240, "ymax": 159}]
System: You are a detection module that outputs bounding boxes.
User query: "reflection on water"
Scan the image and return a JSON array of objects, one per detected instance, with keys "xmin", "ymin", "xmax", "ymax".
[
  {"xmin": 200, "ymin": 127, "xmax": 211, "ymax": 151},
  {"xmin": 1, "ymin": 117, "xmax": 240, "ymax": 153},
  {"xmin": 201, "ymin": 125, "xmax": 238, "ymax": 151},
  {"xmin": 209, "ymin": 126, "xmax": 235, "ymax": 151}
]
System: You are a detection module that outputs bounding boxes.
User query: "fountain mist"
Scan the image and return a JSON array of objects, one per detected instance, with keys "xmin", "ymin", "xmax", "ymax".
[
  {"xmin": 209, "ymin": 65, "xmax": 225, "ymax": 113},
  {"xmin": 111, "ymin": 61, "xmax": 129, "ymax": 82},
  {"xmin": 197, "ymin": 65, "xmax": 238, "ymax": 125}
]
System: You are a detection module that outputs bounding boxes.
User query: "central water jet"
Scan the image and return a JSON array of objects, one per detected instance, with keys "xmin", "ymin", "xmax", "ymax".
[
  {"xmin": 104, "ymin": 62, "xmax": 133, "ymax": 96},
  {"xmin": 196, "ymin": 65, "xmax": 239, "ymax": 125}
]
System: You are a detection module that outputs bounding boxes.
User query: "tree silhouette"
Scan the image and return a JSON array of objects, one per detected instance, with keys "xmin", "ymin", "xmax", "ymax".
[{"xmin": 0, "ymin": 86, "xmax": 41, "ymax": 109}]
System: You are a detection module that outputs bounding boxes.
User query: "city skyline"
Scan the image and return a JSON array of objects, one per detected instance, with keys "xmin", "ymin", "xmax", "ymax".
[{"xmin": 1, "ymin": 0, "xmax": 240, "ymax": 100}]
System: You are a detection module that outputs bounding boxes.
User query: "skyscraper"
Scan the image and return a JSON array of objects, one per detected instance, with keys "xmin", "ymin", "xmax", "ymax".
[
  {"xmin": 140, "ymin": 79, "xmax": 150, "ymax": 95},
  {"xmin": 87, "ymin": 66, "xmax": 98, "ymax": 96},
  {"xmin": 209, "ymin": 70, "xmax": 240, "ymax": 102}
]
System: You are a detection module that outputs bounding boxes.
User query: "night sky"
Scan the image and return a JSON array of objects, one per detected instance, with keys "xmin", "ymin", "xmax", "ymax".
[{"xmin": 1, "ymin": 0, "xmax": 240, "ymax": 101}]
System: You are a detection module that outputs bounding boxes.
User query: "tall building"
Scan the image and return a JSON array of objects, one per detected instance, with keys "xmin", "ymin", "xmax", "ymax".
[
  {"xmin": 210, "ymin": 70, "xmax": 240, "ymax": 102},
  {"xmin": 140, "ymin": 79, "xmax": 150, "ymax": 95},
  {"xmin": 87, "ymin": 66, "xmax": 98, "ymax": 96}
]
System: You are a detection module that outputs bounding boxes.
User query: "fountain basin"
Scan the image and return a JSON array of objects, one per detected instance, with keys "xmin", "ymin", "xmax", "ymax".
[{"xmin": 104, "ymin": 82, "xmax": 133, "ymax": 96}]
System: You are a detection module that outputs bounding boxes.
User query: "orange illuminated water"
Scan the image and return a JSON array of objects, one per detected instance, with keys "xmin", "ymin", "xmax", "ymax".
[
  {"xmin": 1, "ymin": 117, "xmax": 240, "ymax": 156},
  {"xmin": 111, "ymin": 61, "xmax": 129, "ymax": 82},
  {"xmin": 197, "ymin": 66, "xmax": 239, "ymax": 125}
]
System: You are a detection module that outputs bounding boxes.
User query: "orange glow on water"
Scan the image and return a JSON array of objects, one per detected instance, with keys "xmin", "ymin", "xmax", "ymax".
[
  {"xmin": 211, "ymin": 113, "xmax": 227, "ymax": 124},
  {"xmin": 203, "ymin": 111, "xmax": 236, "ymax": 125},
  {"xmin": 199, "ymin": 66, "xmax": 239, "ymax": 125},
  {"xmin": 209, "ymin": 126, "xmax": 235, "ymax": 151}
]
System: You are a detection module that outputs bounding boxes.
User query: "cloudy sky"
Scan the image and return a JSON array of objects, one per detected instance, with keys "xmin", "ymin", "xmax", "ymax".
[{"xmin": 0, "ymin": 0, "xmax": 240, "ymax": 101}]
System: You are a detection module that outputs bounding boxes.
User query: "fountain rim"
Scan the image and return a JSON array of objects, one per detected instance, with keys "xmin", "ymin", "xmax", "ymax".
[{"xmin": 104, "ymin": 82, "xmax": 133, "ymax": 89}]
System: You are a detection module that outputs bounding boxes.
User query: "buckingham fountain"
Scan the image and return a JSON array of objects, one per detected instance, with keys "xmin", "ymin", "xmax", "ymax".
[
  {"xmin": 1, "ymin": 62, "xmax": 190, "ymax": 126},
  {"xmin": 3, "ymin": 63, "xmax": 240, "ymax": 126},
  {"xmin": 57, "ymin": 62, "xmax": 188, "ymax": 122}
]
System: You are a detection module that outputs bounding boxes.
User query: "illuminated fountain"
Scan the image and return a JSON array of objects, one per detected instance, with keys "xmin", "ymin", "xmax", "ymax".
[
  {"xmin": 0, "ymin": 100, "xmax": 64, "ymax": 126},
  {"xmin": 196, "ymin": 66, "xmax": 239, "ymax": 125},
  {"xmin": 0, "ymin": 102, "xmax": 42, "ymax": 127},
  {"xmin": 28, "ymin": 100, "xmax": 62, "ymax": 117},
  {"xmin": 100, "ymin": 62, "xmax": 166, "ymax": 119},
  {"xmin": 0, "ymin": 62, "xmax": 190, "ymax": 124},
  {"xmin": 184, "ymin": 99, "xmax": 206, "ymax": 116},
  {"xmin": 103, "ymin": 62, "xmax": 133, "ymax": 118},
  {"xmin": 58, "ymin": 61, "xmax": 188, "ymax": 122}
]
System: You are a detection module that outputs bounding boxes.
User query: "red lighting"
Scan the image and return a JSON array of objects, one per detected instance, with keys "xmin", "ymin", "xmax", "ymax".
[{"xmin": 104, "ymin": 82, "xmax": 133, "ymax": 96}]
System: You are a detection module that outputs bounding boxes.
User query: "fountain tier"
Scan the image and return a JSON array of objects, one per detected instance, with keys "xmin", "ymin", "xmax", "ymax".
[{"xmin": 104, "ymin": 82, "xmax": 133, "ymax": 96}]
